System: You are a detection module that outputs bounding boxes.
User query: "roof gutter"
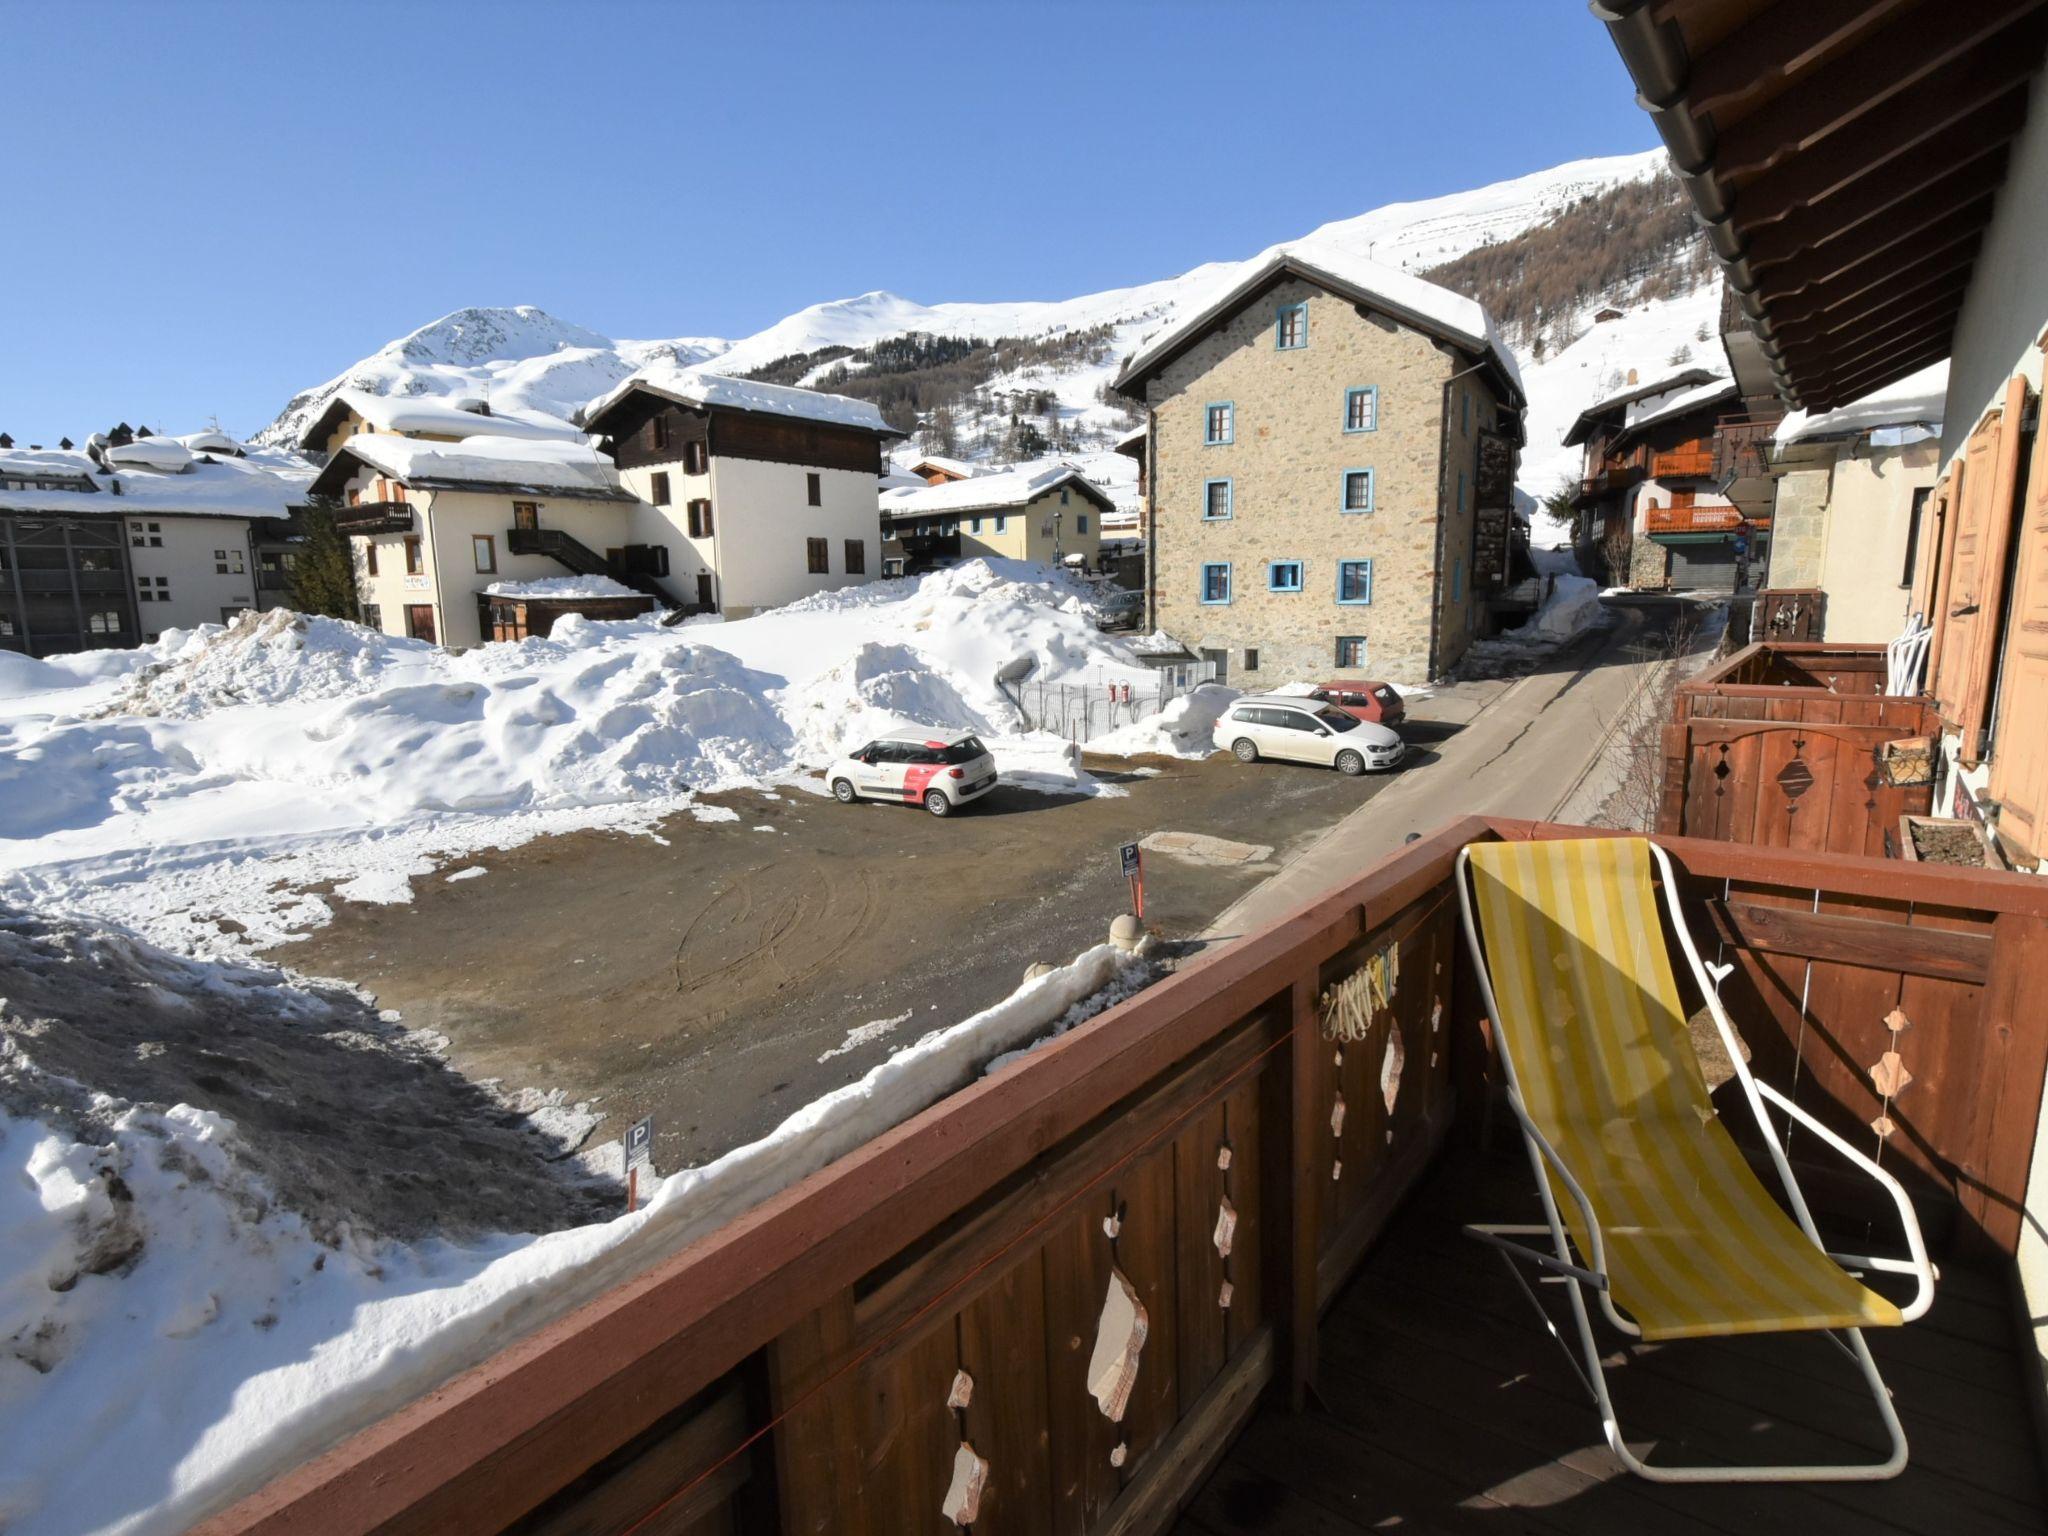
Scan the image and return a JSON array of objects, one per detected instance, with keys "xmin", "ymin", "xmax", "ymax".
[{"xmin": 1591, "ymin": 0, "xmax": 1798, "ymax": 404}]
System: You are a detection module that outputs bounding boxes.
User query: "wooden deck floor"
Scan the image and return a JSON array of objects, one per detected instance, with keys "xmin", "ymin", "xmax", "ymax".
[{"xmin": 1174, "ymin": 1150, "xmax": 2047, "ymax": 1536}]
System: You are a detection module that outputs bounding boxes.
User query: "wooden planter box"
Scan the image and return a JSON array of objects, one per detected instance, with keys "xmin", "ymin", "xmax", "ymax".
[
  {"xmin": 1898, "ymin": 813, "xmax": 2005, "ymax": 869},
  {"xmin": 1659, "ymin": 641, "xmax": 1938, "ymax": 854}
]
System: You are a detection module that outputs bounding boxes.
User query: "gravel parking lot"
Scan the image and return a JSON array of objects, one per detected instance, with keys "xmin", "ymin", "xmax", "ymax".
[{"xmin": 276, "ymin": 744, "xmax": 1428, "ymax": 1171}]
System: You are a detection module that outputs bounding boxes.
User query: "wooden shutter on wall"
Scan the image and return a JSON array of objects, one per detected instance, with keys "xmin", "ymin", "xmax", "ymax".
[
  {"xmin": 1910, "ymin": 469, "xmax": 1950, "ymax": 622},
  {"xmin": 1959, "ymin": 375, "xmax": 2031, "ymax": 765},
  {"xmin": 1989, "ymin": 347, "xmax": 2048, "ymax": 861},
  {"xmin": 1931, "ymin": 408, "xmax": 2005, "ymax": 730}
]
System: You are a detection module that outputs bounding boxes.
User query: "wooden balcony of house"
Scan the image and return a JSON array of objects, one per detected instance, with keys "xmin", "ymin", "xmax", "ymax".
[
  {"xmin": 199, "ymin": 817, "xmax": 2048, "ymax": 1536},
  {"xmin": 1660, "ymin": 641, "xmax": 1938, "ymax": 851},
  {"xmin": 1649, "ymin": 441, "xmax": 1717, "ymax": 479},
  {"xmin": 330, "ymin": 500, "xmax": 414, "ymax": 537},
  {"xmin": 1714, "ymin": 414, "xmax": 1780, "ymax": 486},
  {"xmin": 1643, "ymin": 495, "xmax": 1745, "ymax": 537}
]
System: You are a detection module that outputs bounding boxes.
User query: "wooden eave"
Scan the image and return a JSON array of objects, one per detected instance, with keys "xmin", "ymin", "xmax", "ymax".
[{"xmin": 1599, "ymin": 0, "xmax": 2048, "ymax": 412}]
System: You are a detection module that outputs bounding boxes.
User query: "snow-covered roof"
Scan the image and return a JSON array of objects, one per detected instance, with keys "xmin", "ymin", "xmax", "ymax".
[
  {"xmin": 170, "ymin": 429, "xmax": 249, "ymax": 457},
  {"xmin": 909, "ymin": 454, "xmax": 980, "ymax": 478},
  {"xmin": 314, "ymin": 434, "xmax": 634, "ymax": 502},
  {"xmin": 1619, "ymin": 376, "xmax": 1740, "ymax": 439},
  {"xmin": 1562, "ymin": 366, "xmax": 1722, "ymax": 445},
  {"xmin": 299, "ymin": 389, "xmax": 584, "ymax": 451},
  {"xmin": 1113, "ymin": 244, "xmax": 1524, "ymax": 403},
  {"xmin": 1113, "ymin": 424, "xmax": 1145, "ymax": 455},
  {"xmin": 582, "ymin": 363, "xmax": 900, "ymax": 437},
  {"xmin": 482, "ymin": 575, "xmax": 646, "ymax": 601},
  {"xmin": 878, "ymin": 468, "xmax": 930, "ymax": 490},
  {"xmin": 0, "ymin": 444, "xmax": 310, "ymax": 519},
  {"xmin": 881, "ymin": 464, "xmax": 1116, "ymax": 517},
  {"xmin": 1774, "ymin": 359, "xmax": 1949, "ymax": 446}
]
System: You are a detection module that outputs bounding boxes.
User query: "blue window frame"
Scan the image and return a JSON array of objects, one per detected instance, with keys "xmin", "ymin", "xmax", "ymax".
[
  {"xmin": 1336, "ymin": 635, "xmax": 1368, "ymax": 668},
  {"xmin": 1452, "ymin": 558, "xmax": 1464, "ymax": 603},
  {"xmin": 1275, "ymin": 301, "xmax": 1308, "ymax": 350},
  {"xmin": 1203, "ymin": 478, "xmax": 1234, "ymax": 520},
  {"xmin": 1344, "ymin": 386, "xmax": 1378, "ymax": 433},
  {"xmin": 1337, "ymin": 559, "xmax": 1373, "ymax": 605},
  {"xmin": 1267, "ymin": 559, "xmax": 1304, "ymax": 593},
  {"xmin": 994, "ymin": 514, "xmax": 1007, "ymax": 533},
  {"xmin": 1076, "ymin": 513, "xmax": 1089, "ymax": 534},
  {"xmin": 1204, "ymin": 401, "xmax": 1234, "ymax": 445},
  {"xmin": 1341, "ymin": 468, "xmax": 1374, "ymax": 514},
  {"xmin": 1200, "ymin": 562, "xmax": 1232, "ymax": 605},
  {"xmin": 1059, "ymin": 487, "xmax": 1070, "ymax": 504},
  {"xmin": 1457, "ymin": 471, "xmax": 1467, "ymax": 513}
]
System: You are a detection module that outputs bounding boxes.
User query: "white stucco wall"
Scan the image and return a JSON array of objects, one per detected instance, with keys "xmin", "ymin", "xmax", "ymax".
[
  {"xmin": 1942, "ymin": 71, "xmax": 2048, "ymax": 465},
  {"xmin": 125, "ymin": 514, "xmax": 257, "ymax": 638},
  {"xmin": 705, "ymin": 458, "xmax": 879, "ymax": 617},
  {"xmin": 1814, "ymin": 441, "xmax": 1938, "ymax": 643}
]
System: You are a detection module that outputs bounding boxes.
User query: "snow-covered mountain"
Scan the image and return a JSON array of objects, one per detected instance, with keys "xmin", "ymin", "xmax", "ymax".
[{"xmin": 258, "ymin": 148, "xmax": 1710, "ymax": 498}]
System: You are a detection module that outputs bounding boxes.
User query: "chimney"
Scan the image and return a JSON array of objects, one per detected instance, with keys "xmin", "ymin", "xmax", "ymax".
[
  {"xmin": 1626, "ymin": 368, "xmax": 1638, "ymax": 385},
  {"xmin": 59, "ymin": 436, "xmax": 74, "ymax": 450},
  {"xmin": 0, "ymin": 433, "xmax": 12, "ymax": 449}
]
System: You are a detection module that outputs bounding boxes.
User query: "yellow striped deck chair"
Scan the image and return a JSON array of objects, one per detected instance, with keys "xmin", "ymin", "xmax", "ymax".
[{"xmin": 1455, "ymin": 835, "xmax": 1935, "ymax": 1483}]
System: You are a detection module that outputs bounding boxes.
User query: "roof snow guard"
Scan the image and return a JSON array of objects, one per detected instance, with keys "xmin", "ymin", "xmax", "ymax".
[{"xmin": 1596, "ymin": 0, "xmax": 2048, "ymax": 413}]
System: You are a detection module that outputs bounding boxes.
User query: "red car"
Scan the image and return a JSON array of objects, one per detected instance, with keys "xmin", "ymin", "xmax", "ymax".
[{"xmin": 1312, "ymin": 681, "xmax": 1406, "ymax": 727}]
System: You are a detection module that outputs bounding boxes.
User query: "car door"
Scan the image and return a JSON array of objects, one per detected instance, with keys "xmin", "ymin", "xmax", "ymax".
[
  {"xmin": 1278, "ymin": 708, "xmax": 1337, "ymax": 764},
  {"xmin": 857, "ymin": 743, "xmax": 902, "ymax": 797}
]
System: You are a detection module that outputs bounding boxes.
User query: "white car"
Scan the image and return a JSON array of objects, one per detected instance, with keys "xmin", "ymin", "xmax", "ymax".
[
  {"xmin": 1216, "ymin": 694, "xmax": 1404, "ymax": 775},
  {"xmin": 828, "ymin": 729, "xmax": 999, "ymax": 816}
]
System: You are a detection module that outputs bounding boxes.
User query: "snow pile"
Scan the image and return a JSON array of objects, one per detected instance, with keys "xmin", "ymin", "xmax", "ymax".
[
  {"xmin": 483, "ymin": 575, "xmax": 642, "ymax": 601},
  {"xmin": 1774, "ymin": 358, "xmax": 1948, "ymax": 446},
  {"xmin": 101, "ymin": 610, "xmax": 434, "ymax": 719},
  {"xmin": 0, "ymin": 935, "xmax": 1138, "ymax": 1536},
  {"xmin": 1509, "ymin": 573, "xmax": 1602, "ymax": 643},
  {"xmin": 0, "ymin": 562, "xmax": 1157, "ymax": 952},
  {"xmin": 1085, "ymin": 684, "xmax": 1238, "ymax": 759}
]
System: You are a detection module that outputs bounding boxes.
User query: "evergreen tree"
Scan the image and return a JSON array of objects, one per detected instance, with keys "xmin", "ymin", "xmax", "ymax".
[{"xmin": 285, "ymin": 504, "xmax": 361, "ymax": 620}]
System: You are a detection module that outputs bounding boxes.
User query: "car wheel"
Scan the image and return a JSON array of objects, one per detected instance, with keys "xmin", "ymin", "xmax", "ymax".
[
  {"xmin": 1232, "ymin": 737, "xmax": 1260, "ymax": 763},
  {"xmin": 831, "ymin": 778, "xmax": 857, "ymax": 803},
  {"xmin": 1335, "ymin": 750, "xmax": 1366, "ymax": 777},
  {"xmin": 923, "ymin": 788, "xmax": 953, "ymax": 817}
]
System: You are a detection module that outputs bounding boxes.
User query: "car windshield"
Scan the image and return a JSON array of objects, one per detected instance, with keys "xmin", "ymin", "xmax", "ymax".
[
  {"xmin": 1316, "ymin": 707, "xmax": 1359, "ymax": 732},
  {"xmin": 939, "ymin": 736, "xmax": 987, "ymax": 764}
]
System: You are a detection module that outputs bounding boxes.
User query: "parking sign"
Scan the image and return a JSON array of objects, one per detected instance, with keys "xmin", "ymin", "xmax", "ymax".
[{"xmin": 1119, "ymin": 841, "xmax": 1141, "ymax": 879}]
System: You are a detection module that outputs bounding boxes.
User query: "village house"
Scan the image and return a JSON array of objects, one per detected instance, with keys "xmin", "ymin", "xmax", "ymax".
[
  {"xmin": 580, "ymin": 367, "xmax": 902, "ymax": 618},
  {"xmin": 307, "ymin": 434, "xmax": 650, "ymax": 648},
  {"xmin": 1111, "ymin": 247, "xmax": 1524, "ymax": 686},
  {"xmin": 1762, "ymin": 360, "xmax": 1946, "ymax": 644},
  {"xmin": 879, "ymin": 464, "xmax": 1111, "ymax": 576},
  {"xmin": 0, "ymin": 432, "xmax": 308, "ymax": 656},
  {"xmin": 905, "ymin": 454, "xmax": 979, "ymax": 486}
]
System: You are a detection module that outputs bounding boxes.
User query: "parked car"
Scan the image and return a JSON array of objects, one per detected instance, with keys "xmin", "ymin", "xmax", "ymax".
[
  {"xmin": 1311, "ymin": 680, "xmax": 1406, "ymax": 728},
  {"xmin": 828, "ymin": 729, "xmax": 998, "ymax": 816},
  {"xmin": 1215, "ymin": 696, "xmax": 1404, "ymax": 775}
]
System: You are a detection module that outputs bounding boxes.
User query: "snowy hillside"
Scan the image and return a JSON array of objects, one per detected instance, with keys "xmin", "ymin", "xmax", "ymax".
[{"xmin": 255, "ymin": 149, "xmax": 1709, "ymax": 498}]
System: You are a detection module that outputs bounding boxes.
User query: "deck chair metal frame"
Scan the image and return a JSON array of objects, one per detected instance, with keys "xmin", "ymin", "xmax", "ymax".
[{"xmin": 1454, "ymin": 838, "xmax": 1936, "ymax": 1483}]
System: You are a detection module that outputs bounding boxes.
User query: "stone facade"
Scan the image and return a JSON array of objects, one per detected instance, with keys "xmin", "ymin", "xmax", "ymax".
[
  {"xmin": 1140, "ymin": 275, "xmax": 1509, "ymax": 685},
  {"xmin": 1766, "ymin": 468, "xmax": 1830, "ymax": 591}
]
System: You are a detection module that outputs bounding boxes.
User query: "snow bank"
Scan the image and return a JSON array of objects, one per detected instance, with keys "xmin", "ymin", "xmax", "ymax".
[
  {"xmin": 1086, "ymin": 684, "xmax": 1237, "ymax": 758},
  {"xmin": 0, "ymin": 563, "xmax": 1157, "ymax": 953},
  {"xmin": 1510, "ymin": 573, "xmax": 1601, "ymax": 643},
  {"xmin": 0, "ymin": 940, "xmax": 1137, "ymax": 1536}
]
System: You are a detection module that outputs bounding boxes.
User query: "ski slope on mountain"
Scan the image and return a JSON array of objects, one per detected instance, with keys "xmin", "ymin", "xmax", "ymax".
[{"xmin": 256, "ymin": 149, "xmax": 1694, "ymax": 497}]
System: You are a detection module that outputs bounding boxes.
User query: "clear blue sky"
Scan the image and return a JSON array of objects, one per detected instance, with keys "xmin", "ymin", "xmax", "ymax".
[{"xmin": 0, "ymin": 1, "xmax": 1654, "ymax": 444}]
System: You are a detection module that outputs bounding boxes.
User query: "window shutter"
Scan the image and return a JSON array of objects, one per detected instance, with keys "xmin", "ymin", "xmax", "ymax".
[
  {"xmin": 1909, "ymin": 468, "xmax": 1951, "ymax": 622},
  {"xmin": 1990, "ymin": 350, "xmax": 2048, "ymax": 858},
  {"xmin": 1957, "ymin": 375, "xmax": 2030, "ymax": 765},
  {"xmin": 1930, "ymin": 411, "xmax": 2002, "ymax": 731}
]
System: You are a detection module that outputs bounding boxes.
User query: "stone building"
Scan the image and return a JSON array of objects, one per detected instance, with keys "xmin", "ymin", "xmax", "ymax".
[{"xmin": 1111, "ymin": 249, "xmax": 1524, "ymax": 685}]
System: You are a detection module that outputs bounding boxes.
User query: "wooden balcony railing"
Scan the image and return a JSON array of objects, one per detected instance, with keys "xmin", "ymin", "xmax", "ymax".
[
  {"xmin": 1661, "ymin": 640, "xmax": 1937, "ymax": 852},
  {"xmin": 1649, "ymin": 445, "xmax": 1716, "ymax": 478},
  {"xmin": 198, "ymin": 817, "xmax": 2048, "ymax": 1536},
  {"xmin": 331, "ymin": 501, "xmax": 414, "ymax": 537},
  {"xmin": 1714, "ymin": 414, "xmax": 1779, "ymax": 484},
  {"xmin": 1642, "ymin": 501, "xmax": 1745, "ymax": 535}
]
